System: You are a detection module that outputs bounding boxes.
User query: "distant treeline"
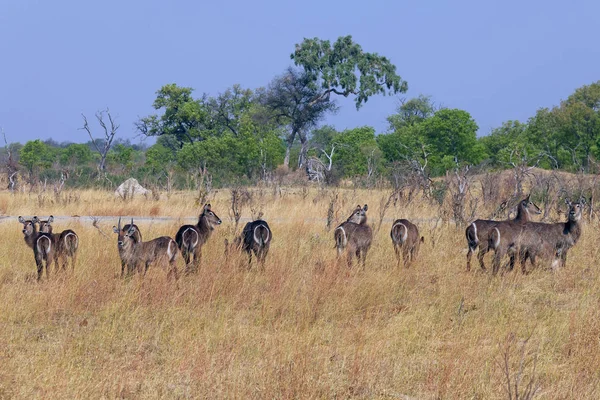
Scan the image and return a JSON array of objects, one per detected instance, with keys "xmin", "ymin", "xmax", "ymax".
[{"xmin": 2, "ymin": 35, "xmax": 599, "ymax": 191}]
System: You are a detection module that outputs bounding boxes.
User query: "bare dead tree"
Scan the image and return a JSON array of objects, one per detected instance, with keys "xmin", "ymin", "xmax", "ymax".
[
  {"xmin": 450, "ymin": 165, "xmax": 473, "ymax": 227},
  {"xmin": 506, "ymin": 149, "xmax": 540, "ymax": 198},
  {"xmin": 2, "ymin": 128, "xmax": 18, "ymax": 192},
  {"xmin": 80, "ymin": 109, "xmax": 119, "ymax": 172},
  {"xmin": 497, "ymin": 332, "xmax": 540, "ymax": 400}
]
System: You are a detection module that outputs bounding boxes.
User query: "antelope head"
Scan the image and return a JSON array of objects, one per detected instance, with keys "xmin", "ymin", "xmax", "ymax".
[
  {"xmin": 202, "ymin": 203, "xmax": 222, "ymax": 230},
  {"xmin": 18, "ymin": 216, "xmax": 36, "ymax": 236},
  {"xmin": 38, "ymin": 215, "xmax": 55, "ymax": 233}
]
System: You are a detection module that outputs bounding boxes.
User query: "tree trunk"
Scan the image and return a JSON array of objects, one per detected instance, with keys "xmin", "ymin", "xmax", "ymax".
[
  {"xmin": 297, "ymin": 134, "xmax": 309, "ymax": 169},
  {"xmin": 283, "ymin": 130, "xmax": 297, "ymax": 169},
  {"xmin": 283, "ymin": 146, "xmax": 291, "ymax": 169}
]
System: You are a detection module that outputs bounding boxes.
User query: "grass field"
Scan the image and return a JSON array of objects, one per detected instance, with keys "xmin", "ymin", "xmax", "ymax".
[{"xmin": 0, "ymin": 188, "xmax": 599, "ymax": 399}]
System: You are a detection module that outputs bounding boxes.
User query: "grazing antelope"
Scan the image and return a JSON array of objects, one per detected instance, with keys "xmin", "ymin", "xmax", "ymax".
[
  {"xmin": 465, "ymin": 194, "xmax": 541, "ymax": 271},
  {"xmin": 112, "ymin": 218, "xmax": 179, "ymax": 278},
  {"xmin": 227, "ymin": 219, "xmax": 272, "ymax": 268},
  {"xmin": 390, "ymin": 219, "xmax": 424, "ymax": 267},
  {"xmin": 18, "ymin": 216, "xmax": 54, "ymax": 281},
  {"xmin": 113, "ymin": 219, "xmax": 142, "ymax": 277},
  {"xmin": 37, "ymin": 215, "xmax": 79, "ymax": 272},
  {"xmin": 175, "ymin": 203, "xmax": 222, "ymax": 272},
  {"xmin": 334, "ymin": 204, "xmax": 372, "ymax": 267},
  {"xmin": 489, "ymin": 198, "xmax": 584, "ymax": 274}
]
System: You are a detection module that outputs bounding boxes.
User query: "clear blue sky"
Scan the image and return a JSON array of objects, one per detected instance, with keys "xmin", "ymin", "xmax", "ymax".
[{"xmin": 1, "ymin": 0, "xmax": 598, "ymax": 144}]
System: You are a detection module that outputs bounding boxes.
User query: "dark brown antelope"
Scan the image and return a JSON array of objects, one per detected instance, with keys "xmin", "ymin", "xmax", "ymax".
[
  {"xmin": 334, "ymin": 204, "xmax": 372, "ymax": 267},
  {"xmin": 390, "ymin": 219, "xmax": 424, "ymax": 267},
  {"xmin": 18, "ymin": 216, "xmax": 54, "ymax": 281},
  {"xmin": 465, "ymin": 194, "xmax": 541, "ymax": 271},
  {"xmin": 175, "ymin": 203, "xmax": 222, "ymax": 272},
  {"xmin": 489, "ymin": 198, "xmax": 584, "ymax": 274},
  {"xmin": 112, "ymin": 218, "xmax": 142, "ymax": 277},
  {"xmin": 227, "ymin": 219, "xmax": 272, "ymax": 269},
  {"xmin": 113, "ymin": 218, "xmax": 179, "ymax": 278},
  {"xmin": 36, "ymin": 216, "xmax": 79, "ymax": 272}
]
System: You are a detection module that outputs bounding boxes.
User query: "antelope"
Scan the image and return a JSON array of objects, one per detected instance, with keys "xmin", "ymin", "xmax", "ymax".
[
  {"xmin": 334, "ymin": 204, "xmax": 372, "ymax": 267},
  {"xmin": 175, "ymin": 203, "xmax": 222, "ymax": 272},
  {"xmin": 37, "ymin": 215, "xmax": 79, "ymax": 272},
  {"xmin": 112, "ymin": 218, "xmax": 179, "ymax": 278},
  {"xmin": 489, "ymin": 198, "xmax": 584, "ymax": 274},
  {"xmin": 113, "ymin": 219, "xmax": 142, "ymax": 277},
  {"xmin": 18, "ymin": 216, "xmax": 54, "ymax": 281},
  {"xmin": 390, "ymin": 219, "xmax": 424, "ymax": 267},
  {"xmin": 227, "ymin": 219, "xmax": 272, "ymax": 269},
  {"xmin": 465, "ymin": 194, "xmax": 541, "ymax": 271}
]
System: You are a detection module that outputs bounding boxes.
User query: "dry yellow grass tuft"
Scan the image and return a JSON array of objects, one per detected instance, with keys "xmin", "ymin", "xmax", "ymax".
[{"xmin": 0, "ymin": 188, "xmax": 599, "ymax": 398}]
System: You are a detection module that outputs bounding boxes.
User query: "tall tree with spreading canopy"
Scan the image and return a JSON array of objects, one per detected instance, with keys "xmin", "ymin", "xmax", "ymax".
[
  {"xmin": 291, "ymin": 35, "xmax": 408, "ymax": 109},
  {"xmin": 263, "ymin": 68, "xmax": 337, "ymax": 168},
  {"xmin": 270, "ymin": 35, "xmax": 408, "ymax": 168}
]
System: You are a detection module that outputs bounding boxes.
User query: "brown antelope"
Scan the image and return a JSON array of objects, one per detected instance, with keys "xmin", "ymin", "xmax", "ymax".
[
  {"xmin": 465, "ymin": 194, "xmax": 541, "ymax": 271},
  {"xmin": 226, "ymin": 219, "xmax": 272, "ymax": 269},
  {"xmin": 113, "ymin": 218, "xmax": 179, "ymax": 278},
  {"xmin": 334, "ymin": 204, "xmax": 372, "ymax": 267},
  {"xmin": 390, "ymin": 219, "xmax": 424, "ymax": 267},
  {"xmin": 489, "ymin": 198, "xmax": 584, "ymax": 274},
  {"xmin": 18, "ymin": 216, "xmax": 54, "ymax": 281},
  {"xmin": 175, "ymin": 203, "xmax": 222, "ymax": 272},
  {"xmin": 113, "ymin": 219, "xmax": 142, "ymax": 277},
  {"xmin": 36, "ymin": 216, "xmax": 79, "ymax": 272}
]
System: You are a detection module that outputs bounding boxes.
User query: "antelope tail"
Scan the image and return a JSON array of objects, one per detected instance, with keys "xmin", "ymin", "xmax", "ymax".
[
  {"xmin": 253, "ymin": 224, "xmax": 269, "ymax": 247},
  {"xmin": 64, "ymin": 232, "xmax": 79, "ymax": 254},
  {"xmin": 466, "ymin": 222, "xmax": 479, "ymax": 251},
  {"xmin": 37, "ymin": 235, "xmax": 52, "ymax": 258},
  {"xmin": 334, "ymin": 226, "xmax": 347, "ymax": 249}
]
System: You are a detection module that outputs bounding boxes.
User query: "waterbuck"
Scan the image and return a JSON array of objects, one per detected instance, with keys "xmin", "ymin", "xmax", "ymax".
[
  {"xmin": 390, "ymin": 219, "xmax": 424, "ymax": 267},
  {"xmin": 18, "ymin": 216, "xmax": 54, "ymax": 281},
  {"xmin": 226, "ymin": 219, "xmax": 272, "ymax": 268},
  {"xmin": 175, "ymin": 203, "xmax": 222, "ymax": 272},
  {"xmin": 465, "ymin": 194, "xmax": 541, "ymax": 271},
  {"xmin": 334, "ymin": 204, "xmax": 372, "ymax": 267},
  {"xmin": 489, "ymin": 198, "xmax": 584, "ymax": 274},
  {"xmin": 113, "ymin": 218, "xmax": 179, "ymax": 278},
  {"xmin": 112, "ymin": 218, "xmax": 142, "ymax": 277},
  {"xmin": 36, "ymin": 215, "xmax": 79, "ymax": 272}
]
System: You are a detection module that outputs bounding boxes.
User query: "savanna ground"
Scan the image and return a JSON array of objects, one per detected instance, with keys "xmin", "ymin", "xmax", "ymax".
[{"xmin": 0, "ymin": 185, "xmax": 598, "ymax": 399}]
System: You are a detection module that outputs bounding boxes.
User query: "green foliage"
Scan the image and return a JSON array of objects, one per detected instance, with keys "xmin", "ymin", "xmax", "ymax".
[
  {"xmin": 334, "ymin": 126, "xmax": 379, "ymax": 177},
  {"xmin": 291, "ymin": 35, "xmax": 408, "ymax": 109},
  {"xmin": 60, "ymin": 143, "xmax": 93, "ymax": 166},
  {"xmin": 137, "ymin": 84, "xmax": 210, "ymax": 147},
  {"xmin": 145, "ymin": 143, "xmax": 176, "ymax": 173},
  {"xmin": 20, "ymin": 140, "xmax": 54, "ymax": 175}
]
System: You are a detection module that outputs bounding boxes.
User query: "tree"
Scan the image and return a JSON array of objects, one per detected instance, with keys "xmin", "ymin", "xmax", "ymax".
[
  {"xmin": 60, "ymin": 143, "xmax": 93, "ymax": 167},
  {"xmin": 136, "ymin": 84, "xmax": 210, "ymax": 148},
  {"xmin": 291, "ymin": 35, "xmax": 408, "ymax": 109},
  {"xmin": 334, "ymin": 126, "xmax": 379, "ymax": 177},
  {"xmin": 263, "ymin": 67, "xmax": 337, "ymax": 168},
  {"xmin": 20, "ymin": 140, "xmax": 53, "ymax": 181},
  {"xmin": 80, "ymin": 109, "xmax": 119, "ymax": 171},
  {"xmin": 420, "ymin": 108, "xmax": 484, "ymax": 171},
  {"xmin": 387, "ymin": 95, "xmax": 437, "ymax": 130}
]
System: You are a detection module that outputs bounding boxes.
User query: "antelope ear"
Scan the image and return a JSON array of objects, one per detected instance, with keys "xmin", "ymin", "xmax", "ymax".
[
  {"xmin": 580, "ymin": 197, "xmax": 587, "ymax": 205},
  {"xmin": 48, "ymin": 215, "xmax": 54, "ymax": 223},
  {"xmin": 18, "ymin": 216, "xmax": 25, "ymax": 223},
  {"xmin": 32, "ymin": 216, "xmax": 39, "ymax": 223},
  {"xmin": 526, "ymin": 193, "xmax": 531, "ymax": 201},
  {"xmin": 363, "ymin": 204, "xmax": 368, "ymax": 212},
  {"xmin": 112, "ymin": 226, "xmax": 119, "ymax": 234},
  {"xmin": 565, "ymin": 198, "xmax": 572, "ymax": 206}
]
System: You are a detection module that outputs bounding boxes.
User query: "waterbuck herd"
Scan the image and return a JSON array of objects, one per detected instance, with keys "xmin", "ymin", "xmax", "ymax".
[{"xmin": 17, "ymin": 195, "xmax": 585, "ymax": 280}]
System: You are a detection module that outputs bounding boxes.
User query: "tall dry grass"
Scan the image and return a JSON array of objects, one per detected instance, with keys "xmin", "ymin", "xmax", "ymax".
[{"xmin": 0, "ymin": 187, "xmax": 599, "ymax": 398}]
